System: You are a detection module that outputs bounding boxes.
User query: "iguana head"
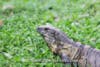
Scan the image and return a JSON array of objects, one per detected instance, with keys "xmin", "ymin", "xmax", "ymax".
[
  {"xmin": 37, "ymin": 24, "xmax": 74, "ymax": 53},
  {"xmin": 37, "ymin": 24, "xmax": 68, "ymax": 53}
]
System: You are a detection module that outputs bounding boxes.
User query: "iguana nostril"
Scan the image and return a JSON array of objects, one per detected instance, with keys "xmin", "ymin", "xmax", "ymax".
[{"xmin": 37, "ymin": 27, "xmax": 41, "ymax": 32}]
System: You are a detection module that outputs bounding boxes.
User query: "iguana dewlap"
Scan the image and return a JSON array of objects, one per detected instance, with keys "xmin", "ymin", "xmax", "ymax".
[{"xmin": 37, "ymin": 24, "xmax": 100, "ymax": 67}]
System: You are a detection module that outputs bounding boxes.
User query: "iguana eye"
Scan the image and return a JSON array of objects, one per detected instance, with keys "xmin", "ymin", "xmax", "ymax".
[{"xmin": 44, "ymin": 28, "xmax": 49, "ymax": 30}]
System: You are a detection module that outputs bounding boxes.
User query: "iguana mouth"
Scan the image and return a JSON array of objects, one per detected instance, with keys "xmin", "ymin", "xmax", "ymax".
[{"xmin": 37, "ymin": 27, "xmax": 46, "ymax": 37}]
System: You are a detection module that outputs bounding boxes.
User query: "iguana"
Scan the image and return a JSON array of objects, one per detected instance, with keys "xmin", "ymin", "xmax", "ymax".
[{"xmin": 37, "ymin": 24, "xmax": 100, "ymax": 67}]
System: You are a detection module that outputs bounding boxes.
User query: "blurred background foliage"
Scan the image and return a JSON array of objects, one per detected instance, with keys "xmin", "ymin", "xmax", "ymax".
[{"xmin": 0, "ymin": 0, "xmax": 100, "ymax": 67}]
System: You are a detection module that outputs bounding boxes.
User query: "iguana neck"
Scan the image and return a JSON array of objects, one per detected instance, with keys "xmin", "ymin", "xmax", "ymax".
[{"xmin": 63, "ymin": 41, "xmax": 85, "ymax": 61}]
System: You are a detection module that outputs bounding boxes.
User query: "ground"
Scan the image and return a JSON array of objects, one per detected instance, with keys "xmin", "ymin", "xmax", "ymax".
[{"xmin": 0, "ymin": 0, "xmax": 100, "ymax": 67}]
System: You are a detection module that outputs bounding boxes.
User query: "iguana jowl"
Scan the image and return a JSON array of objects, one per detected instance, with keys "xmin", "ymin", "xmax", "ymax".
[{"xmin": 37, "ymin": 24, "xmax": 100, "ymax": 67}]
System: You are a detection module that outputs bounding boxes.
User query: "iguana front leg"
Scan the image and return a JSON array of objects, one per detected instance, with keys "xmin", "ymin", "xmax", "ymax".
[{"xmin": 60, "ymin": 53, "xmax": 74, "ymax": 67}]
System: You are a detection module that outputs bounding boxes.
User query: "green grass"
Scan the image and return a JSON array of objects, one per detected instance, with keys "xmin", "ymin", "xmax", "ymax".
[{"xmin": 0, "ymin": 0, "xmax": 100, "ymax": 67}]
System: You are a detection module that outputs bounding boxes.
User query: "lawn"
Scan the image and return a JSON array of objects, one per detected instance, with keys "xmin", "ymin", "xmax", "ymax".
[{"xmin": 0, "ymin": 0, "xmax": 100, "ymax": 67}]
